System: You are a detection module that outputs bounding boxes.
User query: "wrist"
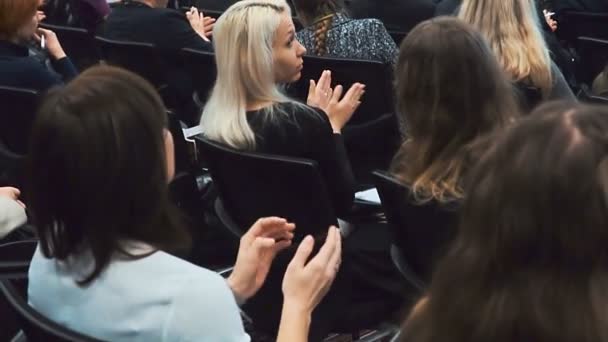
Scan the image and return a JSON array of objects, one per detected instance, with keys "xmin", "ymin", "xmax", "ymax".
[
  {"xmin": 282, "ymin": 299, "xmax": 313, "ymax": 318},
  {"xmin": 50, "ymin": 50, "xmax": 66, "ymax": 60},
  {"xmin": 226, "ymin": 274, "xmax": 248, "ymax": 305}
]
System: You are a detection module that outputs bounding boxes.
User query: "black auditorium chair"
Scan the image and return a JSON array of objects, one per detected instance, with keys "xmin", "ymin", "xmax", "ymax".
[
  {"xmin": 195, "ymin": 135, "xmax": 338, "ymax": 240},
  {"xmin": 180, "ymin": 48, "xmax": 217, "ymax": 107},
  {"xmin": 0, "ymin": 86, "xmax": 40, "ymax": 156},
  {"xmin": 556, "ymin": 11, "xmax": 608, "ymax": 43},
  {"xmin": 293, "ymin": 55, "xmax": 394, "ymax": 126},
  {"xmin": 0, "ymin": 239, "xmax": 37, "ymax": 279},
  {"xmin": 578, "ymin": 85, "xmax": 608, "ymax": 105},
  {"xmin": 39, "ymin": 23, "xmax": 100, "ymax": 71},
  {"xmin": 372, "ymin": 170, "xmax": 458, "ymax": 292},
  {"xmin": 576, "ymin": 36, "xmax": 608, "ymax": 87},
  {"xmin": 388, "ymin": 31, "xmax": 408, "ymax": 45},
  {"xmin": 0, "ymin": 278, "xmax": 104, "ymax": 342},
  {"xmin": 290, "ymin": 55, "xmax": 399, "ymax": 182}
]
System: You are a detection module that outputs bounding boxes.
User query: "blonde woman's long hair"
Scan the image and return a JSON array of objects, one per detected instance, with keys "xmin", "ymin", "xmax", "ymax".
[
  {"xmin": 458, "ymin": 0, "xmax": 553, "ymax": 97},
  {"xmin": 201, "ymin": 0, "xmax": 300, "ymax": 150}
]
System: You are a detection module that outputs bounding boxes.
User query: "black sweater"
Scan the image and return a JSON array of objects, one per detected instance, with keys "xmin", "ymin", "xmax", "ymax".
[
  {"xmin": 247, "ymin": 102, "xmax": 356, "ymax": 217},
  {"xmin": 0, "ymin": 40, "xmax": 77, "ymax": 92}
]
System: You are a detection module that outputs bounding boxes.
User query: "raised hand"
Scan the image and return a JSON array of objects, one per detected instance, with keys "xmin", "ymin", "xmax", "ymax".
[
  {"xmin": 186, "ymin": 7, "xmax": 215, "ymax": 41},
  {"xmin": 227, "ymin": 217, "xmax": 295, "ymax": 303}
]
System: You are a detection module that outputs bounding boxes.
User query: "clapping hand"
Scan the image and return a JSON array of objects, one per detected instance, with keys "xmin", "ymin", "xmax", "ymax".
[
  {"xmin": 227, "ymin": 217, "xmax": 295, "ymax": 303},
  {"xmin": 306, "ymin": 70, "xmax": 366, "ymax": 133}
]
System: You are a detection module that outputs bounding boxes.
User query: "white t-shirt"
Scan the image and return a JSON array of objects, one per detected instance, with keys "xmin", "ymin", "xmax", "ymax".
[{"xmin": 28, "ymin": 244, "xmax": 250, "ymax": 342}]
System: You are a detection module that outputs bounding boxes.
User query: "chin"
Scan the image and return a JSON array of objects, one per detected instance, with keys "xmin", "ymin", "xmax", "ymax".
[{"xmin": 291, "ymin": 72, "xmax": 302, "ymax": 83}]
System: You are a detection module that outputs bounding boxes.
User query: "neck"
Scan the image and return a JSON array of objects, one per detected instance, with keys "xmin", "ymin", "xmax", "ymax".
[{"xmin": 246, "ymin": 100, "xmax": 275, "ymax": 112}]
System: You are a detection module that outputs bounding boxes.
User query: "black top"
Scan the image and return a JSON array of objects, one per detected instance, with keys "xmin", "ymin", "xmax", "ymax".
[
  {"xmin": 98, "ymin": 1, "xmax": 212, "ymax": 52},
  {"xmin": 347, "ymin": 0, "xmax": 436, "ymax": 33},
  {"xmin": 0, "ymin": 40, "xmax": 77, "ymax": 92},
  {"xmin": 247, "ymin": 102, "xmax": 356, "ymax": 216}
]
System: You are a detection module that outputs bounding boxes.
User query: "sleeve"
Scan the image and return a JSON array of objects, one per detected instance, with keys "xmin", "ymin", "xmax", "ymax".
[
  {"xmin": 163, "ymin": 272, "xmax": 250, "ymax": 342},
  {"xmin": 0, "ymin": 196, "xmax": 27, "ymax": 239},
  {"xmin": 369, "ymin": 20, "xmax": 399, "ymax": 66},
  {"xmin": 157, "ymin": 11, "xmax": 213, "ymax": 52},
  {"xmin": 548, "ymin": 61, "xmax": 576, "ymax": 102},
  {"xmin": 302, "ymin": 108, "xmax": 356, "ymax": 217},
  {"xmin": 50, "ymin": 57, "xmax": 78, "ymax": 82}
]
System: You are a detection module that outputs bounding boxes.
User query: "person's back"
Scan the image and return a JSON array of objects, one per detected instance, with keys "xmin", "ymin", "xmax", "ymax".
[
  {"xmin": 29, "ymin": 246, "xmax": 248, "ymax": 341},
  {"xmin": 401, "ymin": 102, "xmax": 608, "ymax": 342},
  {"xmin": 347, "ymin": 0, "xmax": 436, "ymax": 33},
  {"xmin": 0, "ymin": 0, "xmax": 77, "ymax": 92},
  {"xmin": 459, "ymin": 0, "xmax": 575, "ymax": 103},
  {"xmin": 391, "ymin": 18, "xmax": 518, "ymax": 203},
  {"xmin": 99, "ymin": 0, "xmax": 212, "ymax": 52},
  {"xmin": 293, "ymin": 0, "xmax": 398, "ymax": 64}
]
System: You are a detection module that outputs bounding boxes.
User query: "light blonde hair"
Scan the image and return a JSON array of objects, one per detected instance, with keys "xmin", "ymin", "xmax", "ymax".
[
  {"xmin": 458, "ymin": 0, "xmax": 553, "ymax": 97},
  {"xmin": 201, "ymin": 0, "xmax": 303, "ymax": 150}
]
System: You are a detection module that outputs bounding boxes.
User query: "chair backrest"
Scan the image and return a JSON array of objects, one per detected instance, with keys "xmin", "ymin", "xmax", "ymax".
[
  {"xmin": 95, "ymin": 36, "xmax": 168, "ymax": 87},
  {"xmin": 372, "ymin": 170, "xmax": 458, "ymax": 284},
  {"xmin": 196, "ymin": 135, "xmax": 337, "ymax": 240},
  {"xmin": 179, "ymin": 48, "xmax": 217, "ymax": 106},
  {"xmin": 557, "ymin": 11, "xmax": 608, "ymax": 43},
  {"xmin": 388, "ymin": 31, "xmax": 408, "ymax": 45},
  {"xmin": 42, "ymin": 0, "xmax": 73, "ymax": 26},
  {"xmin": 166, "ymin": 111, "xmax": 191, "ymax": 173},
  {"xmin": 0, "ymin": 240, "xmax": 37, "ymax": 279},
  {"xmin": 578, "ymin": 85, "xmax": 608, "ymax": 105},
  {"xmin": 39, "ymin": 23, "xmax": 100, "ymax": 71},
  {"xmin": 0, "ymin": 279, "xmax": 103, "ymax": 342},
  {"xmin": 0, "ymin": 86, "xmax": 40, "ymax": 155},
  {"xmin": 291, "ymin": 55, "xmax": 394, "ymax": 126},
  {"xmin": 576, "ymin": 36, "xmax": 608, "ymax": 86}
]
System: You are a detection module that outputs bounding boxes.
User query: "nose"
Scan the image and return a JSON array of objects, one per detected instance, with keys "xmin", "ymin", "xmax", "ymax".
[{"xmin": 296, "ymin": 40, "xmax": 306, "ymax": 57}]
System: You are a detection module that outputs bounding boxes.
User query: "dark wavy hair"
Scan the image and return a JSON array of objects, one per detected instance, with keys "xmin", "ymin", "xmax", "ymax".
[
  {"xmin": 391, "ymin": 17, "xmax": 518, "ymax": 202},
  {"xmin": 27, "ymin": 65, "xmax": 190, "ymax": 286},
  {"xmin": 402, "ymin": 101, "xmax": 608, "ymax": 342}
]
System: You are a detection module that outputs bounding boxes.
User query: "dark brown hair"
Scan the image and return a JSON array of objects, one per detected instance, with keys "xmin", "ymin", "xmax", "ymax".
[
  {"xmin": 0, "ymin": 0, "xmax": 38, "ymax": 39},
  {"xmin": 27, "ymin": 65, "xmax": 190, "ymax": 286},
  {"xmin": 292, "ymin": 0, "xmax": 344, "ymax": 56},
  {"xmin": 391, "ymin": 17, "xmax": 518, "ymax": 202},
  {"xmin": 402, "ymin": 101, "xmax": 608, "ymax": 342}
]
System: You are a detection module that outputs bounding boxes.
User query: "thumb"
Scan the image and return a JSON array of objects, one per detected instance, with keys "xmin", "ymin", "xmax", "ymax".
[
  {"xmin": 288, "ymin": 235, "xmax": 314, "ymax": 268},
  {"xmin": 308, "ymin": 80, "xmax": 316, "ymax": 97}
]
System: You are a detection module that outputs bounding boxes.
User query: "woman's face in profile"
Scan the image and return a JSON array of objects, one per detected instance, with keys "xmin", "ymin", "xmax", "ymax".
[
  {"xmin": 273, "ymin": 12, "xmax": 307, "ymax": 83},
  {"xmin": 15, "ymin": 11, "xmax": 39, "ymax": 44}
]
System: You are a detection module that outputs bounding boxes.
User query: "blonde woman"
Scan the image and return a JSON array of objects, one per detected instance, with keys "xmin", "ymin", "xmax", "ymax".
[
  {"xmin": 458, "ymin": 0, "xmax": 575, "ymax": 102},
  {"xmin": 201, "ymin": 0, "xmax": 365, "ymax": 217}
]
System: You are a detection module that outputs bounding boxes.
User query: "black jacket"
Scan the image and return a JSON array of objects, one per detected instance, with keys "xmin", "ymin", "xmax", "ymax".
[
  {"xmin": 0, "ymin": 40, "xmax": 77, "ymax": 92},
  {"xmin": 99, "ymin": 1, "xmax": 212, "ymax": 52},
  {"xmin": 347, "ymin": 0, "xmax": 436, "ymax": 32}
]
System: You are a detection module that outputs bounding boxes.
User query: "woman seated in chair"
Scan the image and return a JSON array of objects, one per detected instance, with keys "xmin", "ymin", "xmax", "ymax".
[
  {"xmin": 391, "ymin": 17, "xmax": 518, "ymax": 204},
  {"xmin": 26, "ymin": 65, "xmax": 341, "ymax": 341},
  {"xmin": 401, "ymin": 101, "xmax": 608, "ymax": 342},
  {"xmin": 459, "ymin": 0, "xmax": 575, "ymax": 104},
  {"xmin": 292, "ymin": 0, "xmax": 398, "ymax": 64},
  {"xmin": 201, "ymin": 0, "xmax": 365, "ymax": 218},
  {"xmin": 0, "ymin": 0, "xmax": 77, "ymax": 91}
]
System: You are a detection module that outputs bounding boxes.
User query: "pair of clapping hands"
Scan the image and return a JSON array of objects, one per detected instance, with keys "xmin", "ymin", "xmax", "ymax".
[
  {"xmin": 227, "ymin": 217, "xmax": 341, "ymax": 316},
  {"xmin": 307, "ymin": 70, "xmax": 366, "ymax": 133}
]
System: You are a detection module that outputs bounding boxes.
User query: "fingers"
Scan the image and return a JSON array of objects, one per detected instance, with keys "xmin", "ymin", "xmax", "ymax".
[
  {"xmin": 330, "ymin": 85, "xmax": 343, "ymax": 103},
  {"xmin": 289, "ymin": 235, "xmax": 315, "ymax": 268},
  {"xmin": 311, "ymin": 226, "xmax": 339, "ymax": 266},
  {"xmin": 326, "ymin": 226, "xmax": 341, "ymax": 275},
  {"xmin": 244, "ymin": 217, "xmax": 294, "ymax": 245},
  {"xmin": 316, "ymin": 70, "xmax": 331, "ymax": 93},
  {"xmin": 308, "ymin": 80, "xmax": 316, "ymax": 99}
]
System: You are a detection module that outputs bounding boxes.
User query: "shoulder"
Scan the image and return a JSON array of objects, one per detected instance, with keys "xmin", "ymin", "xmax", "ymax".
[
  {"xmin": 164, "ymin": 260, "xmax": 249, "ymax": 341},
  {"xmin": 351, "ymin": 18, "xmax": 390, "ymax": 34}
]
